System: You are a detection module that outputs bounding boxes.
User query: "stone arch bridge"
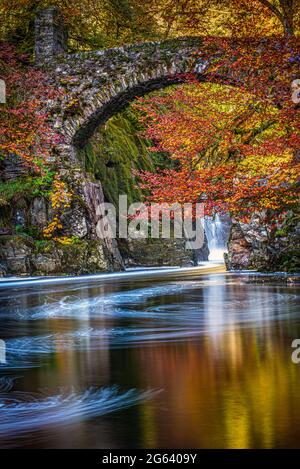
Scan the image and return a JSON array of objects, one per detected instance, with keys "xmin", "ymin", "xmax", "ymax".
[
  {"xmin": 0, "ymin": 8, "xmax": 276, "ymax": 277},
  {"xmin": 36, "ymin": 8, "xmax": 209, "ymax": 162},
  {"xmin": 22, "ymin": 8, "xmax": 223, "ymax": 273},
  {"xmin": 30, "ymin": 7, "xmax": 221, "ymax": 272}
]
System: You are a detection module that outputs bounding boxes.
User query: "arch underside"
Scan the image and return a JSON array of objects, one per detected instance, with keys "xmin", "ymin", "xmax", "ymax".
[
  {"xmin": 73, "ymin": 75, "xmax": 187, "ymax": 149},
  {"xmin": 48, "ymin": 38, "xmax": 243, "ymax": 159},
  {"xmin": 71, "ymin": 72, "xmax": 238, "ymax": 154},
  {"xmin": 46, "ymin": 37, "xmax": 207, "ymax": 156}
]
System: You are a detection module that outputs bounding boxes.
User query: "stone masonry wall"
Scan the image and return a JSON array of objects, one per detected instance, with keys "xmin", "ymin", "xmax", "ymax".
[{"xmin": 35, "ymin": 7, "xmax": 68, "ymax": 65}]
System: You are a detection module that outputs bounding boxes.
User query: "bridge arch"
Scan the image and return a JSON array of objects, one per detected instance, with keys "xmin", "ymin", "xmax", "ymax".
[{"xmin": 44, "ymin": 38, "xmax": 208, "ymax": 161}]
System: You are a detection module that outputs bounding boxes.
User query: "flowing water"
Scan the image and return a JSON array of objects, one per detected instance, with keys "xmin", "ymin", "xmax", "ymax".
[
  {"xmin": 0, "ymin": 267, "xmax": 300, "ymax": 448},
  {"xmin": 205, "ymin": 215, "xmax": 231, "ymax": 261}
]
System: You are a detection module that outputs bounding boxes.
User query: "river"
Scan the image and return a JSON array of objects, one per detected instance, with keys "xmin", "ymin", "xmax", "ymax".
[{"xmin": 0, "ymin": 265, "xmax": 300, "ymax": 448}]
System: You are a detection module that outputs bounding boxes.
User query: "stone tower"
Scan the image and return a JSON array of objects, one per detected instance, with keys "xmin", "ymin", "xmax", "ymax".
[{"xmin": 35, "ymin": 7, "xmax": 68, "ymax": 64}]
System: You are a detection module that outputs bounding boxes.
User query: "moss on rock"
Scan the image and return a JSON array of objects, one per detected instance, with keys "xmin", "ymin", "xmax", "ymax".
[
  {"xmin": 77, "ymin": 106, "xmax": 154, "ymax": 208},
  {"xmin": 0, "ymin": 235, "xmax": 112, "ymax": 276}
]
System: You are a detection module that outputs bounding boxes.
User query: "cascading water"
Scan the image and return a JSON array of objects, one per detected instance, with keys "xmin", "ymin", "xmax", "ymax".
[{"xmin": 204, "ymin": 214, "xmax": 231, "ymax": 261}]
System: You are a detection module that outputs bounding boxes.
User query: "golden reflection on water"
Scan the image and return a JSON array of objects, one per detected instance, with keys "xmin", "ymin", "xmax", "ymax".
[
  {"xmin": 137, "ymin": 325, "xmax": 300, "ymax": 448},
  {"xmin": 2, "ymin": 274, "xmax": 300, "ymax": 448},
  {"xmin": 36, "ymin": 327, "xmax": 300, "ymax": 448}
]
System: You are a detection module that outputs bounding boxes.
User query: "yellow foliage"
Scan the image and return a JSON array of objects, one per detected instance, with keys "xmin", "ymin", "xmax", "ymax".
[
  {"xmin": 43, "ymin": 177, "xmax": 72, "ymax": 239},
  {"xmin": 50, "ymin": 178, "xmax": 72, "ymax": 209},
  {"xmin": 43, "ymin": 216, "xmax": 63, "ymax": 238},
  {"xmin": 53, "ymin": 236, "xmax": 74, "ymax": 245}
]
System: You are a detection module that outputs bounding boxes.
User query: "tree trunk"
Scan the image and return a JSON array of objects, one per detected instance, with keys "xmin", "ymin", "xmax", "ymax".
[
  {"xmin": 259, "ymin": 0, "xmax": 295, "ymax": 37},
  {"xmin": 280, "ymin": 0, "xmax": 295, "ymax": 36}
]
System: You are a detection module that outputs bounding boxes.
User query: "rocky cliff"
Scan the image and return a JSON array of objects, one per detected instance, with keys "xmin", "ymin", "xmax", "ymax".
[
  {"xmin": 225, "ymin": 211, "xmax": 300, "ymax": 272},
  {"xmin": 0, "ymin": 106, "xmax": 204, "ymax": 276},
  {"xmin": 0, "ymin": 173, "xmax": 124, "ymax": 276}
]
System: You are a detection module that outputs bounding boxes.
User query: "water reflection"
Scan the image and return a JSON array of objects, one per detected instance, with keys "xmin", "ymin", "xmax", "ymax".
[
  {"xmin": 136, "ymin": 327, "xmax": 300, "ymax": 448},
  {"xmin": 0, "ymin": 376, "xmax": 158, "ymax": 445},
  {"xmin": 0, "ymin": 273, "xmax": 300, "ymax": 448}
]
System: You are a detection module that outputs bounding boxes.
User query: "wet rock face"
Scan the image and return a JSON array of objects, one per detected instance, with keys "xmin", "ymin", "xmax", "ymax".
[
  {"xmin": 29, "ymin": 197, "xmax": 49, "ymax": 230},
  {"xmin": 0, "ymin": 263, "xmax": 7, "ymax": 277},
  {"xmin": 1, "ymin": 155, "xmax": 27, "ymax": 180},
  {"xmin": 0, "ymin": 237, "xmax": 32, "ymax": 275},
  {"xmin": 0, "ymin": 236, "xmax": 114, "ymax": 276},
  {"xmin": 60, "ymin": 203, "xmax": 89, "ymax": 239},
  {"xmin": 80, "ymin": 179, "xmax": 124, "ymax": 270},
  {"xmin": 225, "ymin": 213, "xmax": 300, "ymax": 272},
  {"xmin": 31, "ymin": 253, "xmax": 61, "ymax": 275},
  {"xmin": 118, "ymin": 238, "xmax": 196, "ymax": 268},
  {"xmin": 225, "ymin": 222, "xmax": 253, "ymax": 270},
  {"xmin": 193, "ymin": 232, "xmax": 210, "ymax": 263},
  {"xmin": 0, "ymin": 175, "xmax": 125, "ymax": 276}
]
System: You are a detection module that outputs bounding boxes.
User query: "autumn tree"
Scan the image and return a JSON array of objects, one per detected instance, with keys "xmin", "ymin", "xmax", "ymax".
[
  {"xmin": 0, "ymin": 0, "xmax": 159, "ymax": 54},
  {"xmin": 134, "ymin": 36, "xmax": 300, "ymax": 221},
  {"xmin": 139, "ymin": 0, "xmax": 299, "ymax": 37},
  {"xmin": 0, "ymin": 43, "xmax": 71, "ymax": 236},
  {"xmin": 0, "ymin": 1, "xmax": 298, "ymax": 56},
  {"xmin": 257, "ymin": 0, "xmax": 298, "ymax": 36}
]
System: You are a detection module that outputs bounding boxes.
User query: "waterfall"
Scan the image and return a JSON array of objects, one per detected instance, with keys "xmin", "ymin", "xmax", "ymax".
[{"xmin": 204, "ymin": 214, "xmax": 231, "ymax": 261}]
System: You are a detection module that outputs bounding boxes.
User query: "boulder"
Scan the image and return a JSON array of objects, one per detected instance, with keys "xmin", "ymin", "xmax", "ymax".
[
  {"xmin": 226, "ymin": 212, "xmax": 300, "ymax": 272},
  {"xmin": 119, "ymin": 237, "xmax": 195, "ymax": 267},
  {"xmin": 0, "ymin": 235, "xmax": 115, "ymax": 276},
  {"xmin": 29, "ymin": 197, "xmax": 48, "ymax": 230},
  {"xmin": 0, "ymin": 236, "xmax": 32, "ymax": 275}
]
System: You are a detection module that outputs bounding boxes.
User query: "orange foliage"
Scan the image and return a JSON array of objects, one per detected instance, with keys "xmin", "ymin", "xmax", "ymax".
[
  {"xmin": 135, "ymin": 37, "xmax": 300, "ymax": 221},
  {"xmin": 0, "ymin": 43, "xmax": 71, "ymax": 237}
]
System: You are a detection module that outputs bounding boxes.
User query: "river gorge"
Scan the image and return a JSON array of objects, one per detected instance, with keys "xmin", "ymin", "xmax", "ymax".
[
  {"xmin": 1, "ymin": 6, "xmax": 299, "ymax": 453},
  {"xmin": 0, "ymin": 267, "xmax": 300, "ymax": 448}
]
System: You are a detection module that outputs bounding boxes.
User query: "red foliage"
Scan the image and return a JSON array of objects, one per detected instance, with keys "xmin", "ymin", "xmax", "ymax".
[
  {"xmin": 0, "ymin": 42, "xmax": 62, "ymax": 174},
  {"xmin": 135, "ymin": 37, "xmax": 300, "ymax": 220},
  {"xmin": 0, "ymin": 43, "xmax": 72, "ymax": 238}
]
